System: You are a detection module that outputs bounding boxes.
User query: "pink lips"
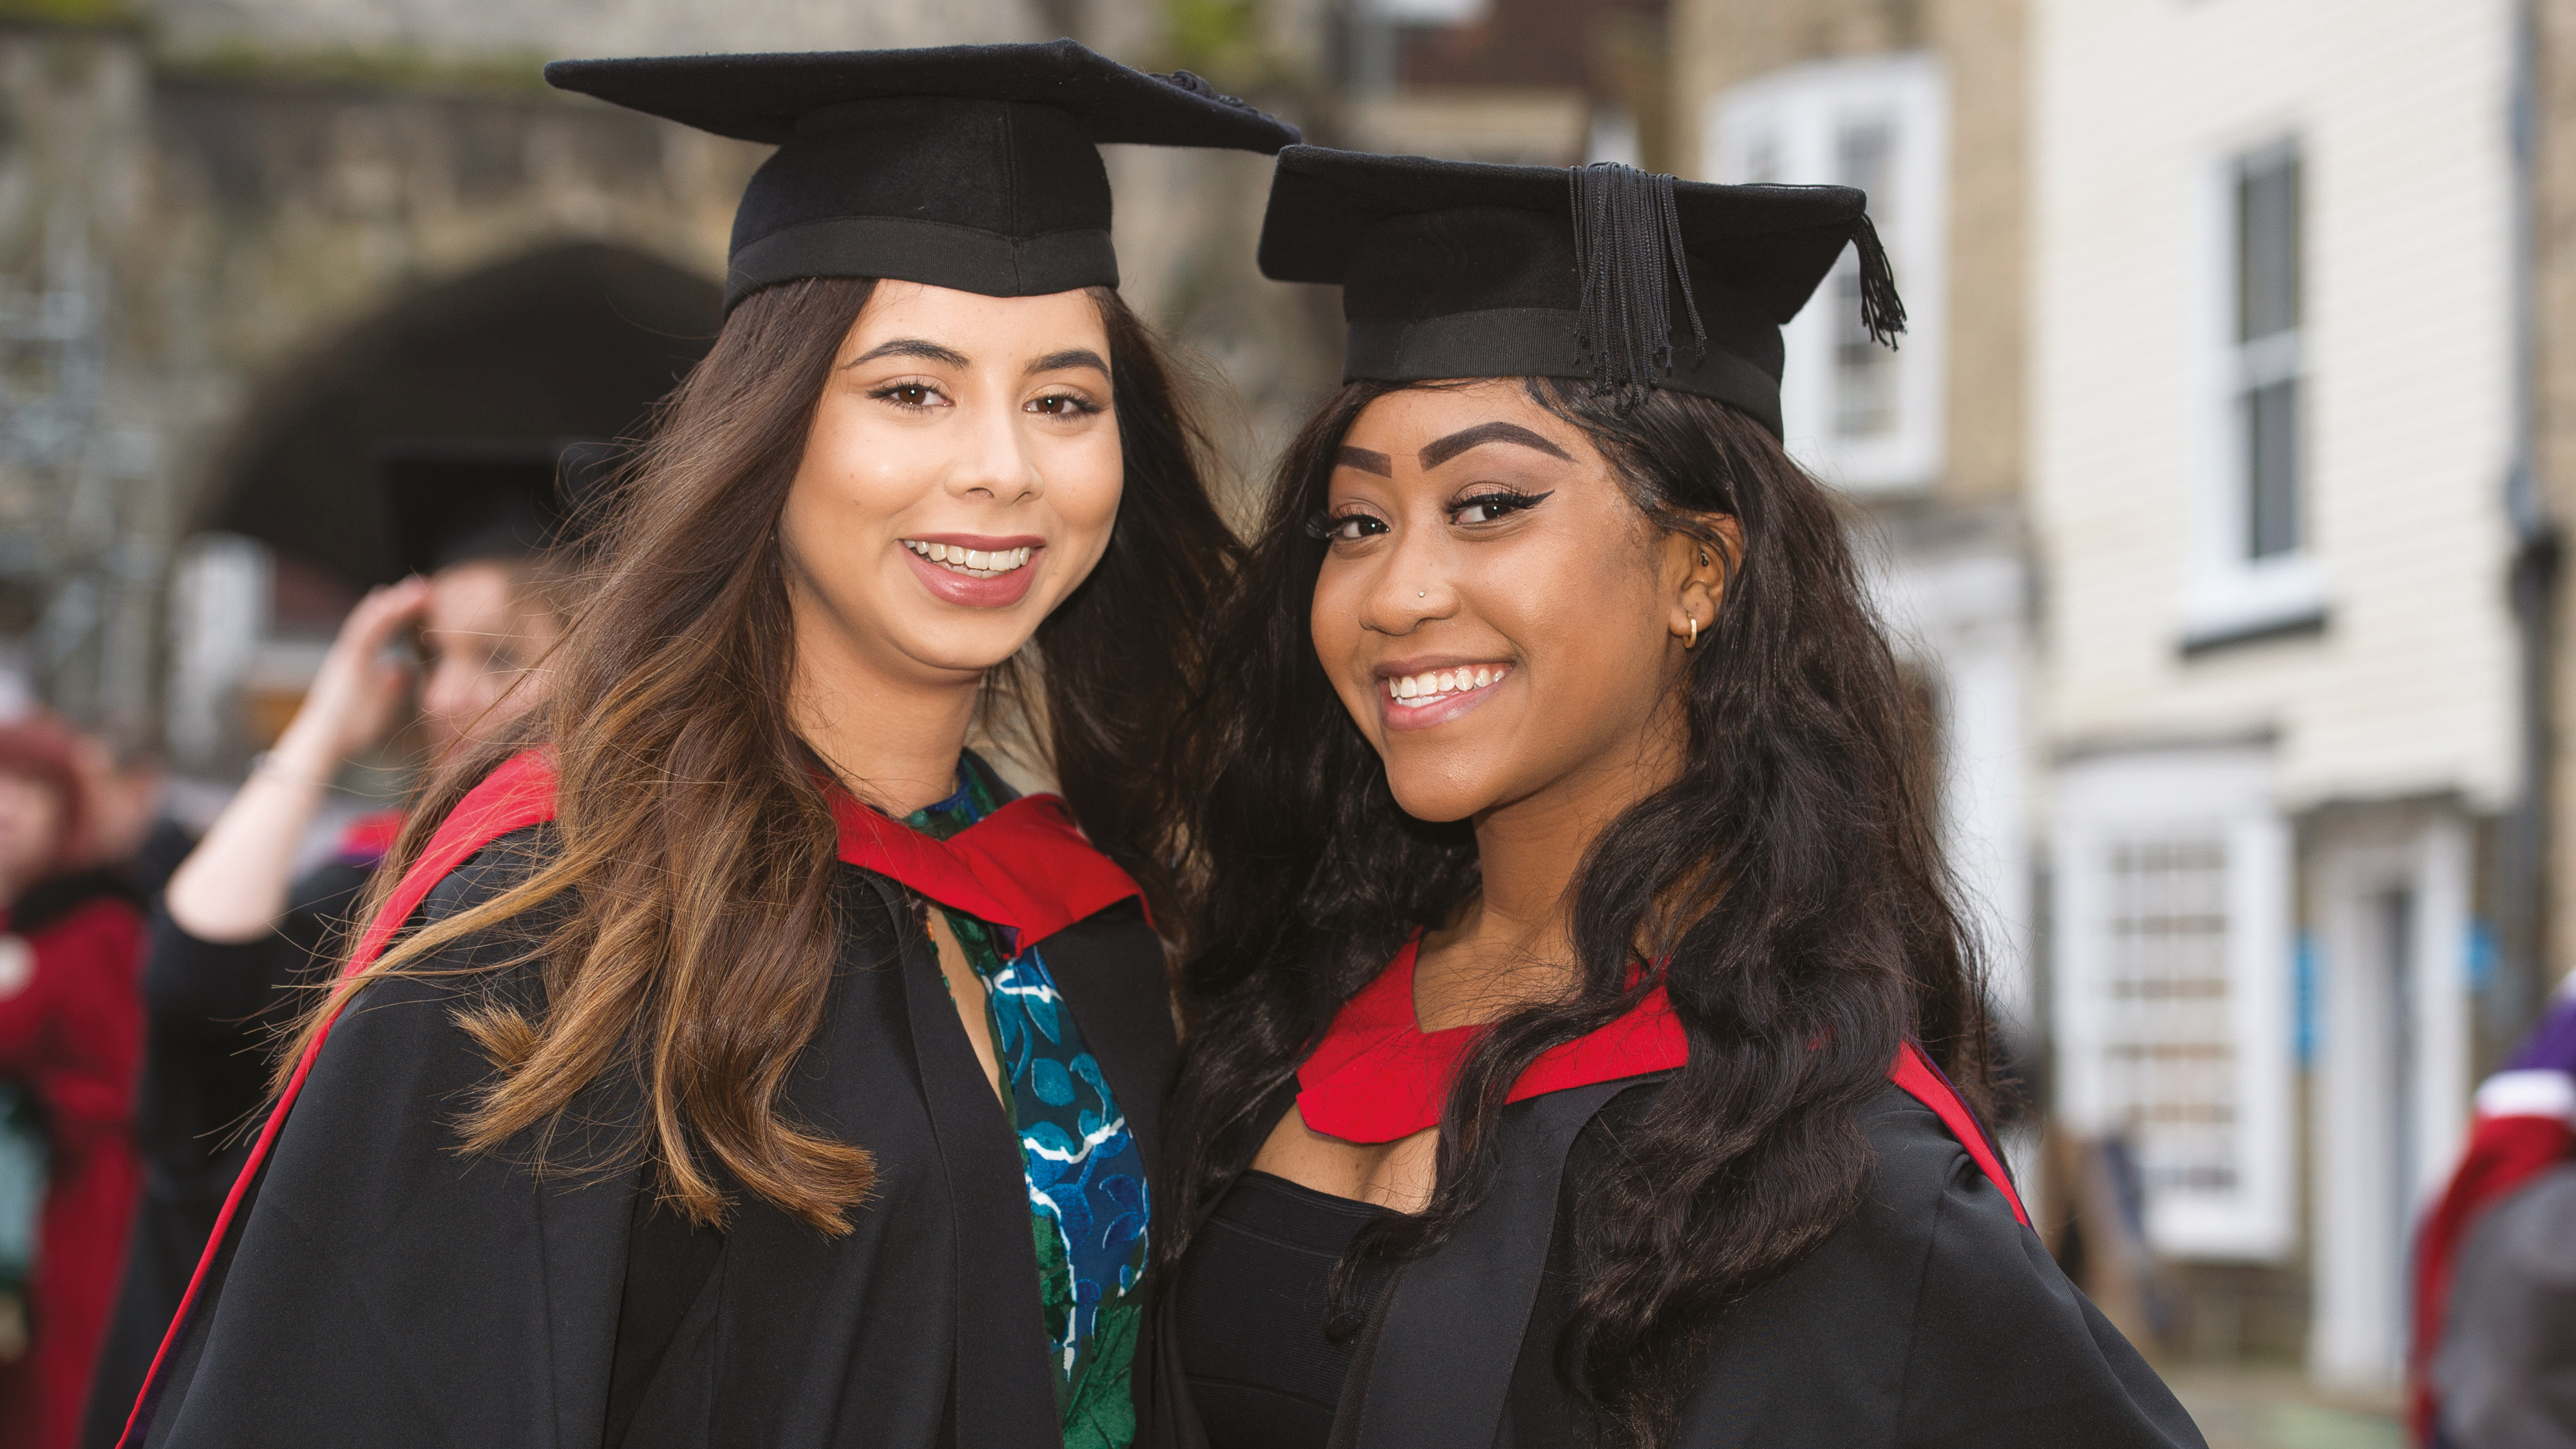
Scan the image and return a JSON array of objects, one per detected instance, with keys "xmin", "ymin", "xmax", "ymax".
[{"xmin": 901, "ymin": 534, "xmax": 1045, "ymax": 610}]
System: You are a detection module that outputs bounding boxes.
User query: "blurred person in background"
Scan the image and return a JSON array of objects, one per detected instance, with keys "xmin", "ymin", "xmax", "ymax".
[
  {"xmin": 2427, "ymin": 1156, "xmax": 2576, "ymax": 1449},
  {"xmin": 1144, "ymin": 149, "xmax": 2204, "ymax": 1449},
  {"xmin": 79, "ymin": 444, "xmax": 585, "ymax": 1449},
  {"xmin": 0, "ymin": 714, "xmax": 145, "ymax": 1449},
  {"xmin": 66, "ymin": 739, "xmax": 187, "ymax": 906},
  {"xmin": 2414, "ymin": 979, "xmax": 2576, "ymax": 1448}
]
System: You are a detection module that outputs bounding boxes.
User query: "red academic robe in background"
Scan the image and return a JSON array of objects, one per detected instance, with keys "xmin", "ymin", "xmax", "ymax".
[
  {"xmin": 2412, "ymin": 983, "xmax": 2576, "ymax": 1445},
  {"xmin": 0, "ymin": 882, "xmax": 144, "ymax": 1449}
]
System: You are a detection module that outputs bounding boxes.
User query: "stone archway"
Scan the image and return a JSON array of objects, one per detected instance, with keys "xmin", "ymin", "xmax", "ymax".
[{"xmin": 201, "ymin": 240, "xmax": 721, "ymax": 589}]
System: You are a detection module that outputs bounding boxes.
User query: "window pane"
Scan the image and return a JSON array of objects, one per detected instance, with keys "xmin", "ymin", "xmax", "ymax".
[
  {"xmin": 1833, "ymin": 269, "xmax": 1897, "ymax": 437},
  {"xmin": 1743, "ymin": 131, "xmax": 1780, "ymax": 185},
  {"xmin": 2246, "ymin": 378, "xmax": 2300, "ymax": 558},
  {"xmin": 2103, "ymin": 837, "xmax": 2239, "ymax": 1195},
  {"xmin": 1833, "ymin": 118, "xmax": 1897, "ymax": 439},
  {"xmin": 2238, "ymin": 155, "xmax": 2300, "ymax": 343},
  {"xmin": 1837, "ymin": 118, "xmax": 1893, "ymax": 219}
]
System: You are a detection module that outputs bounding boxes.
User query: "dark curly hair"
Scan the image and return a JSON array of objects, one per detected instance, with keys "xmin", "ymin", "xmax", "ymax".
[{"xmin": 1156, "ymin": 375, "xmax": 1994, "ymax": 1448}]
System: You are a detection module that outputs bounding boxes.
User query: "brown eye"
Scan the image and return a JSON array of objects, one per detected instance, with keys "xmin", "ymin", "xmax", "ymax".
[
  {"xmin": 1304, "ymin": 511, "xmax": 1389, "ymax": 544},
  {"xmin": 1448, "ymin": 489, "xmax": 1553, "ymax": 526},
  {"xmin": 871, "ymin": 382, "xmax": 944, "ymax": 410}
]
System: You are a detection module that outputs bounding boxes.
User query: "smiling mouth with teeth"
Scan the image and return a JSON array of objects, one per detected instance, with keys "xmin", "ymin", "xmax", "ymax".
[
  {"xmin": 1384, "ymin": 664, "xmax": 1511, "ymax": 706},
  {"xmin": 904, "ymin": 540, "xmax": 1035, "ymax": 578}
]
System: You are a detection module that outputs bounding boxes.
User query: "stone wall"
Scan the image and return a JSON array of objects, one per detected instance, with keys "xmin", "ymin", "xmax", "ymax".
[{"xmin": 0, "ymin": 25, "xmax": 171, "ymax": 733}]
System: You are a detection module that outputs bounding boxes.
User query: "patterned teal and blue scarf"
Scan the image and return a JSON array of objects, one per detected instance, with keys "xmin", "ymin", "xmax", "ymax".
[{"xmin": 910, "ymin": 757, "xmax": 1149, "ymax": 1449}]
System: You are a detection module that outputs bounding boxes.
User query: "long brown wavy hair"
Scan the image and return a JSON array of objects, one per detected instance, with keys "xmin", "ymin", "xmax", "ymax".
[{"xmin": 280, "ymin": 276, "xmax": 1236, "ymax": 1234}]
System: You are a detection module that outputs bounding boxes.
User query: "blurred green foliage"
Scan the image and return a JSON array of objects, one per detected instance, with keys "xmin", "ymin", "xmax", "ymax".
[
  {"xmin": 0, "ymin": 0, "xmax": 133, "ymax": 25},
  {"xmin": 1160, "ymin": 0, "xmax": 1271, "ymax": 88}
]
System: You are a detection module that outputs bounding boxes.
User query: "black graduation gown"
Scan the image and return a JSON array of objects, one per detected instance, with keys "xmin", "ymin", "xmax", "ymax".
[
  {"xmin": 82, "ymin": 862, "xmax": 371, "ymax": 1449},
  {"xmin": 126, "ymin": 826, "xmax": 1175, "ymax": 1448},
  {"xmin": 1150, "ymin": 1075, "xmax": 2206, "ymax": 1449}
]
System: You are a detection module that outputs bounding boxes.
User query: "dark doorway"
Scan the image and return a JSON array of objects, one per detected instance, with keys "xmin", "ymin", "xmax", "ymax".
[{"xmin": 200, "ymin": 242, "xmax": 721, "ymax": 589}]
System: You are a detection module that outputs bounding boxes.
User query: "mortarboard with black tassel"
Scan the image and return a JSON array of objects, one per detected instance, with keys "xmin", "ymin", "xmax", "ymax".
[{"xmin": 1256, "ymin": 145, "xmax": 1904, "ymax": 435}]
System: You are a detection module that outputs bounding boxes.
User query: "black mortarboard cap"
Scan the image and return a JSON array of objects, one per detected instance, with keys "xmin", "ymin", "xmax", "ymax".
[
  {"xmin": 378, "ymin": 439, "xmax": 614, "ymax": 577},
  {"xmin": 1257, "ymin": 146, "xmax": 1904, "ymax": 435},
  {"xmin": 545, "ymin": 41, "xmax": 1301, "ymax": 312}
]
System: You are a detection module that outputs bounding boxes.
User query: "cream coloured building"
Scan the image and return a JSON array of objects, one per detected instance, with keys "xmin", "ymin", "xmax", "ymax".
[
  {"xmin": 1674, "ymin": 0, "xmax": 2042, "ymax": 1078},
  {"xmin": 2031, "ymin": 0, "xmax": 2523, "ymax": 1386}
]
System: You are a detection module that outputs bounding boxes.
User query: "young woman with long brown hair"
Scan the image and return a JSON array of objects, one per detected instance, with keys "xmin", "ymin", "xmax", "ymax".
[
  {"xmin": 116, "ymin": 44, "xmax": 1294, "ymax": 1449},
  {"xmin": 1142, "ymin": 148, "xmax": 2205, "ymax": 1449}
]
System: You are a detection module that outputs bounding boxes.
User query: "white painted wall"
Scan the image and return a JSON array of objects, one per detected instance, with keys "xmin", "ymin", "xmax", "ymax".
[
  {"xmin": 2030, "ymin": 0, "xmax": 2518, "ymax": 812},
  {"xmin": 1869, "ymin": 537, "xmax": 2036, "ymax": 1035},
  {"xmin": 2307, "ymin": 810, "xmax": 2474, "ymax": 1385}
]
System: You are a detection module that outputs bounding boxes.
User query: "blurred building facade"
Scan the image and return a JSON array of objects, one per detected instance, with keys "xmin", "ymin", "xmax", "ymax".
[
  {"xmin": 1673, "ymin": 0, "xmax": 2038, "ymax": 1100},
  {"xmin": 2032, "ymin": 0, "xmax": 2526, "ymax": 1389},
  {"xmin": 1342, "ymin": 0, "xmax": 1665, "ymax": 166}
]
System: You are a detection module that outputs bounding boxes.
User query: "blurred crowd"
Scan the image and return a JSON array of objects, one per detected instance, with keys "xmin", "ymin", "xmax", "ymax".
[{"xmin": 0, "ymin": 446, "xmax": 571, "ymax": 1449}]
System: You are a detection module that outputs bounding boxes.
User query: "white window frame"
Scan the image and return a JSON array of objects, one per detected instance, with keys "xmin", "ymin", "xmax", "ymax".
[
  {"xmin": 2053, "ymin": 746, "xmax": 2297, "ymax": 1261},
  {"xmin": 2183, "ymin": 136, "xmax": 2325, "ymax": 645},
  {"xmin": 1704, "ymin": 52, "xmax": 1948, "ymax": 494}
]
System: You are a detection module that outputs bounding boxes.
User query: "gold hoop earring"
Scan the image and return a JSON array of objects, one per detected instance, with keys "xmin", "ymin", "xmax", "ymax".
[{"xmin": 1684, "ymin": 614, "xmax": 1699, "ymax": 649}]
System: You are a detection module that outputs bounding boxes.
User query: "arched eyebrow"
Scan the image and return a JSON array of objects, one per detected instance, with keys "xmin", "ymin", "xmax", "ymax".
[
  {"xmin": 846, "ymin": 338, "xmax": 971, "ymax": 370},
  {"xmin": 1027, "ymin": 348, "xmax": 1110, "ymax": 378},
  {"xmin": 1419, "ymin": 421, "xmax": 1575, "ymax": 469},
  {"xmin": 1336, "ymin": 446, "xmax": 1393, "ymax": 476}
]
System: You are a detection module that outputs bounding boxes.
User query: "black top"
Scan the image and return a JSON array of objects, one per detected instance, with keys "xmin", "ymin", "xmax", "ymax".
[
  {"xmin": 545, "ymin": 41, "xmax": 1301, "ymax": 310},
  {"xmin": 2433, "ymin": 1162, "xmax": 2576, "ymax": 1444},
  {"xmin": 131, "ymin": 865, "xmax": 371, "ymax": 1182},
  {"xmin": 84, "ymin": 860, "xmax": 371, "ymax": 1449},
  {"xmin": 1256, "ymin": 146, "xmax": 1902, "ymax": 434},
  {"xmin": 1175, "ymin": 1171, "xmax": 1386, "ymax": 1449},
  {"xmin": 130, "ymin": 825, "xmax": 1177, "ymax": 1449},
  {"xmin": 1142, "ymin": 1079, "xmax": 2206, "ymax": 1449},
  {"xmin": 379, "ymin": 438, "xmax": 613, "ymax": 576}
]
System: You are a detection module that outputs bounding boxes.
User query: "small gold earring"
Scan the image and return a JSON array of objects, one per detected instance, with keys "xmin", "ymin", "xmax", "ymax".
[{"xmin": 1684, "ymin": 614, "xmax": 1699, "ymax": 649}]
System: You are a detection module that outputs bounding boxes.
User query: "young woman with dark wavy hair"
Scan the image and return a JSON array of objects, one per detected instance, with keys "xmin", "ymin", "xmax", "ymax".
[
  {"xmin": 115, "ymin": 44, "xmax": 1296, "ymax": 1449},
  {"xmin": 1141, "ymin": 147, "xmax": 2205, "ymax": 1449}
]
